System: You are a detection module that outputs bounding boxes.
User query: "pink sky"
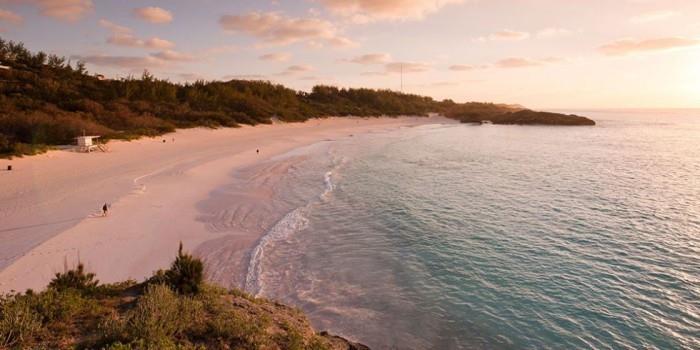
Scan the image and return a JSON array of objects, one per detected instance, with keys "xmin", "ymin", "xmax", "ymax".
[{"xmin": 0, "ymin": 0, "xmax": 699, "ymax": 108}]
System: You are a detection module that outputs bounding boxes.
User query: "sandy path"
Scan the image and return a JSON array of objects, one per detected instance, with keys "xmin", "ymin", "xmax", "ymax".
[{"xmin": 0, "ymin": 116, "xmax": 451, "ymax": 293}]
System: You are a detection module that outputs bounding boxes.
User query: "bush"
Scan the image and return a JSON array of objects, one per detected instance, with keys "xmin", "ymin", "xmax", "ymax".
[
  {"xmin": 164, "ymin": 243, "xmax": 204, "ymax": 295},
  {"xmin": 48, "ymin": 262, "xmax": 99, "ymax": 293},
  {"xmin": 100, "ymin": 284, "xmax": 204, "ymax": 348},
  {"xmin": 32, "ymin": 288, "xmax": 87, "ymax": 324},
  {"xmin": 206, "ymin": 303, "xmax": 269, "ymax": 349},
  {"xmin": 0, "ymin": 294, "xmax": 43, "ymax": 348}
]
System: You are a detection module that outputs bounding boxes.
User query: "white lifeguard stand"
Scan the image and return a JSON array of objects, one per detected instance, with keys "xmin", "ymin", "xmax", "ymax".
[{"xmin": 76, "ymin": 135, "xmax": 100, "ymax": 153}]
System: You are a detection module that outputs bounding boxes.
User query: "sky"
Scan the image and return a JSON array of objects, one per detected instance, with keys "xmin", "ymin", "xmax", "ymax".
[{"xmin": 0, "ymin": 0, "xmax": 699, "ymax": 109}]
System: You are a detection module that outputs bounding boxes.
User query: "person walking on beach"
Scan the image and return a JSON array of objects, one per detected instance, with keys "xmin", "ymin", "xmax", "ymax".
[
  {"xmin": 102, "ymin": 203, "xmax": 109, "ymax": 217},
  {"xmin": 256, "ymin": 149, "xmax": 259, "ymax": 154}
]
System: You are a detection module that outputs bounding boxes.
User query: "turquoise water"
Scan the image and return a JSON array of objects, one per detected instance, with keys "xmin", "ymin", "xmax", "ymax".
[{"xmin": 249, "ymin": 111, "xmax": 700, "ymax": 349}]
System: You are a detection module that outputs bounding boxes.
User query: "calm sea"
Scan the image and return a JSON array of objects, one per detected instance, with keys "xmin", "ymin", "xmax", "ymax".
[{"xmin": 245, "ymin": 110, "xmax": 700, "ymax": 349}]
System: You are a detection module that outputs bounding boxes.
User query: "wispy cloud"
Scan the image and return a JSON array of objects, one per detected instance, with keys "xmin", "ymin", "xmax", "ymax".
[
  {"xmin": 77, "ymin": 48, "xmax": 198, "ymax": 69},
  {"xmin": 495, "ymin": 56, "xmax": 566, "ymax": 68},
  {"xmin": 319, "ymin": 0, "xmax": 463, "ymax": 22},
  {"xmin": 133, "ymin": 6, "xmax": 173, "ymax": 24},
  {"xmin": 219, "ymin": 11, "xmax": 355, "ymax": 47},
  {"xmin": 286, "ymin": 64, "xmax": 313, "ymax": 72},
  {"xmin": 599, "ymin": 37, "xmax": 700, "ymax": 56},
  {"xmin": 345, "ymin": 53, "xmax": 392, "ymax": 64},
  {"xmin": 222, "ymin": 74, "xmax": 267, "ymax": 81},
  {"xmin": 477, "ymin": 29, "xmax": 530, "ymax": 42},
  {"xmin": 99, "ymin": 19, "xmax": 174, "ymax": 49},
  {"xmin": 385, "ymin": 61, "xmax": 430, "ymax": 73},
  {"xmin": 629, "ymin": 10, "xmax": 678, "ymax": 23},
  {"xmin": 12, "ymin": 0, "xmax": 93, "ymax": 21},
  {"xmin": 259, "ymin": 52, "xmax": 291, "ymax": 62},
  {"xmin": 276, "ymin": 64, "xmax": 314, "ymax": 76},
  {"xmin": 536, "ymin": 27, "xmax": 572, "ymax": 38},
  {"xmin": 448, "ymin": 64, "xmax": 476, "ymax": 71},
  {"xmin": 360, "ymin": 71, "xmax": 388, "ymax": 77},
  {"xmin": 150, "ymin": 50, "xmax": 195, "ymax": 62},
  {"xmin": 0, "ymin": 8, "xmax": 22, "ymax": 23},
  {"xmin": 76, "ymin": 54, "xmax": 165, "ymax": 69}
]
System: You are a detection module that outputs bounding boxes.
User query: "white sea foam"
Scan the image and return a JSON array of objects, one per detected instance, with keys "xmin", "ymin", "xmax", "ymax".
[
  {"xmin": 243, "ymin": 150, "xmax": 350, "ymax": 295},
  {"xmin": 244, "ymin": 206, "xmax": 310, "ymax": 295}
]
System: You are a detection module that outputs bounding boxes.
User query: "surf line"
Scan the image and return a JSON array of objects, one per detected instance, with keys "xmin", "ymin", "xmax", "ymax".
[{"xmin": 244, "ymin": 163, "xmax": 341, "ymax": 296}]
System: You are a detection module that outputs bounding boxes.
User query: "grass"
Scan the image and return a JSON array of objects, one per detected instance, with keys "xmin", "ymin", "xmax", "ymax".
[{"xmin": 0, "ymin": 245, "xmax": 345, "ymax": 350}]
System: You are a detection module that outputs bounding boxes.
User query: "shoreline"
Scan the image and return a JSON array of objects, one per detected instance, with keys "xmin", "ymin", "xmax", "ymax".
[{"xmin": 0, "ymin": 116, "xmax": 454, "ymax": 293}]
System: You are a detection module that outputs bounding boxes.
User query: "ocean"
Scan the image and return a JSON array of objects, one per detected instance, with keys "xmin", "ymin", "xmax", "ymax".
[{"xmin": 241, "ymin": 110, "xmax": 700, "ymax": 349}]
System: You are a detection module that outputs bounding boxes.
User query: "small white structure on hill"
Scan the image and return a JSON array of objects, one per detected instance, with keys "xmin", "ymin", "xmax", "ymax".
[{"xmin": 76, "ymin": 135, "xmax": 100, "ymax": 152}]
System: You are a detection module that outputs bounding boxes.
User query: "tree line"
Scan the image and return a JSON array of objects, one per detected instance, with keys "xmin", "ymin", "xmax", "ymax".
[{"xmin": 0, "ymin": 36, "xmax": 514, "ymax": 156}]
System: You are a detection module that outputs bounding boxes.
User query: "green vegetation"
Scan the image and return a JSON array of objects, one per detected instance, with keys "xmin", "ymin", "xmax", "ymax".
[
  {"xmin": 0, "ymin": 36, "xmax": 450, "ymax": 157},
  {"xmin": 0, "ymin": 36, "xmax": 592, "ymax": 157},
  {"xmin": 452, "ymin": 108, "xmax": 596, "ymax": 126},
  {"xmin": 48, "ymin": 262, "xmax": 99, "ymax": 293},
  {"xmin": 0, "ymin": 245, "xmax": 365, "ymax": 349},
  {"xmin": 149, "ymin": 242, "xmax": 205, "ymax": 296}
]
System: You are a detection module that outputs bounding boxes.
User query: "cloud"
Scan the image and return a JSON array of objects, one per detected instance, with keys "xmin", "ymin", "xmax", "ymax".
[
  {"xmin": 99, "ymin": 19, "xmax": 175, "ymax": 49},
  {"xmin": 319, "ymin": 0, "xmax": 463, "ymax": 22},
  {"xmin": 448, "ymin": 64, "xmax": 475, "ymax": 71},
  {"xmin": 76, "ymin": 44, "xmax": 235, "ymax": 72},
  {"xmin": 77, "ymin": 54, "xmax": 165, "ymax": 69},
  {"xmin": 201, "ymin": 45, "xmax": 237, "ymax": 56},
  {"xmin": 286, "ymin": 64, "xmax": 313, "ymax": 72},
  {"xmin": 223, "ymin": 74, "xmax": 267, "ymax": 81},
  {"xmin": 360, "ymin": 71, "xmax": 388, "ymax": 76},
  {"xmin": 219, "ymin": 11, "xmax": 355, "ymax": 47},
  {"xmin": 325, "ymin": 36, "xmax": 358, "ymax": 48},
  {"xmin": 477, "ymin": 29, "xmax": 530, "ymax": 41},
  {"xmin": 150, "ymin": 50, "xmax": 194, "ymax": 62},
  {"xmin": 275, "ymin": 64, "xmax": 314, "ymax": 77},
  {"xmin": 385, "ymin": 61, "xmax": 430, "ymax": 73},
  {"xmin": 0, "ymin": 8, "xmax": 22, "ymax": 23},
  {"xmin": 629, "ymin": 10, "xmax": 677, "ymax": 23},
  {"xmin": 495, "ymin": 57, "xmax": 541, "ymax": 68},
  {"xmin": 536, "ymin": 27, "xmax": 571, "ymax": 38},
  {"xmin": 425, "ymin": 81, "xmax": 459, "ymax": 87},
  {"xmin": 539, "ymin": 56, "xmax": 566, "ymax": 63},
  {"xmin": 77, "ymin": 49, "xmax": 194, "ymax": 70},
  {"xmin": 599, "ymin": 37, "xmax": 700, "ymax": 56},
  {"xmin": 346, "ymin": 53, "xmax": 392, "ymax": 64},
  {"xmin": 494, "ymin": 57, "xmax": 565, "ymax": 68},
  {"xmin": 133, "ymin": 6, "xmax": 173, "ymax": 24},
  {"xmin": 259, "ymin": 52, "xmax": 291, "ymax": 62},
  {"xmin": 12, "ymin": 0, "xmax": 93, "ymax": 21}
]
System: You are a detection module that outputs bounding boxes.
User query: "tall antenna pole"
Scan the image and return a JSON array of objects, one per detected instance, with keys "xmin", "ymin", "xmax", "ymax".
[{"xmin": 400, "ymin": 63, "xmax": 403, "ymax": 93}]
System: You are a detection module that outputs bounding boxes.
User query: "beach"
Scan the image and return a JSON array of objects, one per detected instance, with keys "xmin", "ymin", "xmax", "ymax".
[{"xmin": 0, "ymin": 116, "xmax": 449, "ymax": 293}]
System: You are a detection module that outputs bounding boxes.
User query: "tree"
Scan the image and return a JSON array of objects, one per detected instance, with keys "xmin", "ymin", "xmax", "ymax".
[{"xmin": 164, "ymin": 242, "xmax": 204, "ymax": 295}]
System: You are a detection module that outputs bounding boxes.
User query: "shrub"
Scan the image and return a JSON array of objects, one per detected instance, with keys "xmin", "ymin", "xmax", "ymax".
[
  {"xmin": 0, "ymin": 294, "xmax": 43, "ymax": 348},
  {"xmin": 32, "ymin": 288, "xmax": 86, "ymax": 324},
  {"xmin": 48, "ymin": 262, "xmax": 99, "ymax": 293},
  {"xmin": 165, "ymin": 243, "xmax": 204, "ymax": 295},
  {"xmin": 100, "ymin": 284, "xmax": 205, "ymax": 348},
  {"xmin": 207, "ymin": 306, "xmax": 269, "ymax": 349}
]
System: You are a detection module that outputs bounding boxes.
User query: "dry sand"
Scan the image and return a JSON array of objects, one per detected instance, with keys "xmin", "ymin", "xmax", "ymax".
[{"xmin": 0, "ymin": 116, "xmax": 451, "ymax": 293}]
